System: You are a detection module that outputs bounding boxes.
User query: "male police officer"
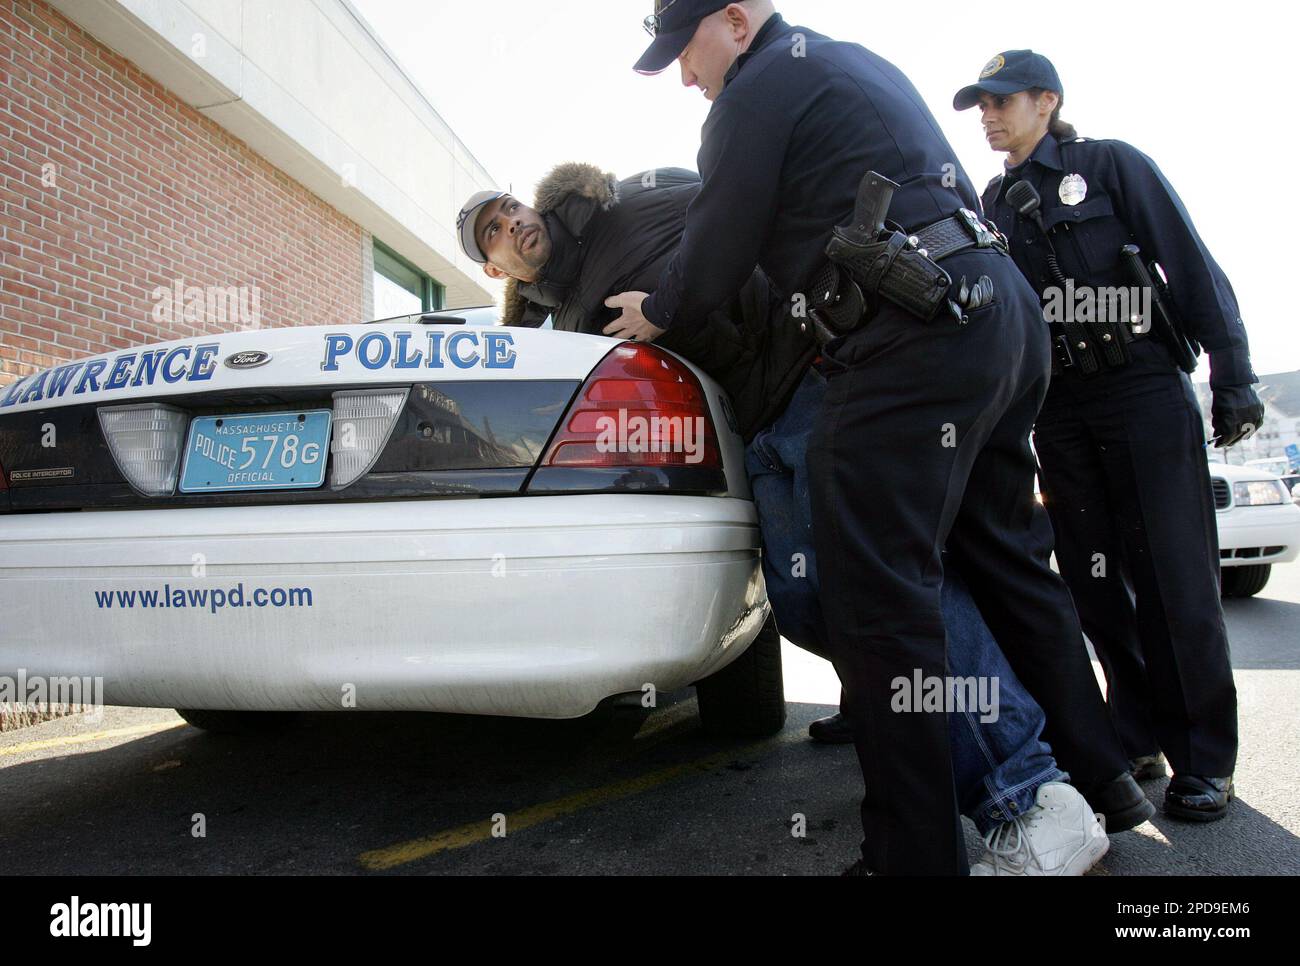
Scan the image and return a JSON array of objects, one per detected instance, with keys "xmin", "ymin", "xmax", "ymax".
[
  {"xmin": 458, "ymin": 164, "xmax": 1114, "ymax": 874},
  {"xmin": 611, "ymin": 1, "xmax": 1150, "ymax": 874},
  {"xmin": 956, "ymin": 50, "xmax": 1262, "ymax": 821}
]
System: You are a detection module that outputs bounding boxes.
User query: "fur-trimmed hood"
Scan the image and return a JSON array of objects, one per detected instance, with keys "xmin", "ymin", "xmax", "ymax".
[
  {"xmin": 500, "ymin": 162, "xmax": 618, "ymax": 326},
  {"xmin": 486, "ymin": 161, "xmax": 815, "ymax": 442},
  {"xmin": 532, "ymin": 162, "xmax": 619, "ymax": 216}
]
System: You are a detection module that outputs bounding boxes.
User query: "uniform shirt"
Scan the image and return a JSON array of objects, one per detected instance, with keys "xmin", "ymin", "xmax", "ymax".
[
  {"xmin": 642, "ymin": 14, "xmax": 979, "ymax": 332},
  {"xmin": 982, "ymin": 134, "xmax": 1255, "ymax": 388}
]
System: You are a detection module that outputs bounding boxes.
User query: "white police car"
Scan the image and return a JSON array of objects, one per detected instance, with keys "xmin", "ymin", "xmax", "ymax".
[
  {"xmin": 0, "ymin": 308, "xmax": 780, "ymax": 735},
  {"xmin": 1209, "ymin": 461, "xmax": 1300, "ymax": 597}
]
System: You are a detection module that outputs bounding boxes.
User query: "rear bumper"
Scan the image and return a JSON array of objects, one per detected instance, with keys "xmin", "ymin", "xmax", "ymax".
[
  {"xmin": 0, "ymin": 495, "xmax": 767, "ymax": 717},
  {"xmin": 1217, "ymin": 503, "xmax": 1300, "ymax": 566}
]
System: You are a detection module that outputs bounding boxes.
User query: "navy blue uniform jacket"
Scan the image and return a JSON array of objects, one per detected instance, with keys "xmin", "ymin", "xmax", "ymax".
[
  {"xmin": 642, "ymin": 15, "xmax": 980, "ymax": 331},
  {"xmin": 981, "ymin": 134, "xmax": 1255, "ymax": 388}
]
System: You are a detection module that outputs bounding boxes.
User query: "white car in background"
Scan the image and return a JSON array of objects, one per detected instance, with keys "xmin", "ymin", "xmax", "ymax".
[
  {"xmin": 0, "ymin": 307, "xmax": 781, "ymax": 735},
  {"xmin": 1209, "ymin": 461, "xmax": 1300, "ymax": 597}
]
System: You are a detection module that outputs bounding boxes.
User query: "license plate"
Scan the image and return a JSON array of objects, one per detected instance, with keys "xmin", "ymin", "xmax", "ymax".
[{"xmin": 180, "ymin": 410, "xmax": 332, "ymax": 493}]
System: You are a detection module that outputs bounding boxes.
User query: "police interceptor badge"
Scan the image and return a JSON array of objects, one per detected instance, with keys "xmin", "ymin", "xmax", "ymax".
[{"xmin": 1059, "ymin": 173, "xmax": 1088, "ymax": 206}]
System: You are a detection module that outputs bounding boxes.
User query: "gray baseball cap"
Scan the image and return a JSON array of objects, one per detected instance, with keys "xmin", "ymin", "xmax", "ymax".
[{"xmin": 457, "ymin": 189, "xmax": 507, "ymax": 264}]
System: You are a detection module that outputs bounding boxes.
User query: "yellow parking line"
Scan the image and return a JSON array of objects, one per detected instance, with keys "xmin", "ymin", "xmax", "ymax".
[
  {"xmin": 0, "ymin": 720, "xmax": 185, "ymax": 757},
  {"xmin": 359, "ymin": 736, "xmax": 785, "ymax": 871}
]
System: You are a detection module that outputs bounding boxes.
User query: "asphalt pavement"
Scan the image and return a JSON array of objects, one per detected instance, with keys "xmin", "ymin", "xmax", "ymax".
[{"xmin": 1, "ymin": 566, "xmax": 1296, "ymax": 875}]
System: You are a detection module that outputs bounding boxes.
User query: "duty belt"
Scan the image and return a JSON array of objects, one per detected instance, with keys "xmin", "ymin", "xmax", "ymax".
[
  {"xmin": 1049, "ymin": 310, "xmax": 1154, "ymax": 377},
  {"xmin": 1049, "ymin": 244, "xmax": 1200, "ymax": 378},
  {"xmin": 802, "ymin": 171, "xmax": 1013, "ymax": 347},
  {"xmin": 906, "ymin": 209, "xmax": 1009, "ymax": 262}
]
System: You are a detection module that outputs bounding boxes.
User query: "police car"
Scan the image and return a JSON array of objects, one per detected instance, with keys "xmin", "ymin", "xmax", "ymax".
[
  {"xmin": 1209, "ymin": 461, "xmax": 1300, "ymax": 597},
  {"xmin": 0, "ymin": 308, "xmax": 781, "ymax": 735}
]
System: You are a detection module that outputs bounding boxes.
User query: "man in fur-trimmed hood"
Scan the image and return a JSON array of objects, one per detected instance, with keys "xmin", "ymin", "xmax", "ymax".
[
  {"xmin": 458, "ymin": 159, "xmax": 833, "ymax": 708},
  {"xmin": 457, "ymin": 162, "xmax": 815, "ymax": 442}
]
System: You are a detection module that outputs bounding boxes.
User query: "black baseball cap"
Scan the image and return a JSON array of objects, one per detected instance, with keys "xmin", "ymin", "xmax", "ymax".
[
  {"xmin": 953, "ymin": 50, "xmax": 1063, "ymax": 110},
  {"xmin": 634, "ymin": 0, "xmax": 732, "ymax": 74}
]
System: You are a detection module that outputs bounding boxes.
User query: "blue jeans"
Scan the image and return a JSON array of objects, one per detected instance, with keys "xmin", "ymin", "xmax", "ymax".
[{"xmin": 745, "ymin": 368, "xmax": 1064, "ymax": 833}]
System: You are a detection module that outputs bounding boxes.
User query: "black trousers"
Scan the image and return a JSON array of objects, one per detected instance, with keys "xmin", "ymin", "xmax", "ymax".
[
  {"xmin": 1033, "ymin": 342, "xmax": 1238, "ymax": 777},
  {"xmin": 808, "ymin": 249, "xmax": 1129, "ymax": 875}
]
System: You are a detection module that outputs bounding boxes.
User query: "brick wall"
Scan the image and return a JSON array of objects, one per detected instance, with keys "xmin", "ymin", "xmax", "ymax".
[{"xmin": 0, "ymin": 0, "xmax": 366, "ymax": 389}]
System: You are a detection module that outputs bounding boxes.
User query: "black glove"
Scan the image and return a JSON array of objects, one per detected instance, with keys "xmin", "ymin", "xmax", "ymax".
[{"xmin": 1210, "ymin": 384, "xmax": 1265, "ymax": 447}]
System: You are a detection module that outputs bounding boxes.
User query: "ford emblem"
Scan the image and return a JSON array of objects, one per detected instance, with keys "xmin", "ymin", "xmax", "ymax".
[{"xmin": 225, "ymin": 350, "xmax": 271, "ymax": 370}]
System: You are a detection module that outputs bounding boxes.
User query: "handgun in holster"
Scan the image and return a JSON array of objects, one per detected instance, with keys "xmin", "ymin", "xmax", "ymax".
[
  {"xmin": 1119, "ymin": 244, "xmax": 1200, "ymax": 374},
  {"xmin": 805, "ymin": 173, "xmax": 954, "ymax": 342},
  {"xmin": 807, "ymin": 172, "xmax": 1015, "ymax": 345}
]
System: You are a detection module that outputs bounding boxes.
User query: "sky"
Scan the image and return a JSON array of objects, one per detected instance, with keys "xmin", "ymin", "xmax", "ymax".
[{"xmin": 352, "ymin": 0, "xmax": 1299, "ymax": 380}]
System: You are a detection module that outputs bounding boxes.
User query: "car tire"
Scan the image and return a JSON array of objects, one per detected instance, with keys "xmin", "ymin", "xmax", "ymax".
[
  {"xmin": 175, "ymin": 709, "xmax": 299, "ymax": 734},
  {"xmin": 1220, "ymin": 564, "xmax": 1271, "ymax": 598},
  {"xmin": 695, "ymin": 613, "xmax": 786, "ymax": 737}
]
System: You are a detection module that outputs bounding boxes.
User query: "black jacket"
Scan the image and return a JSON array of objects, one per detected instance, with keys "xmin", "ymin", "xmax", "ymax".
[
  {"xmin": 500, "ymin": 163, "xmax": 815, "ymax": 442},
  {"xmin": 641, "ymin": 14, "xmax": 982, "ymax": 332},
  {"xmin": 982, "ymin": 134, "xmax": 1255, "ymax": 389}
]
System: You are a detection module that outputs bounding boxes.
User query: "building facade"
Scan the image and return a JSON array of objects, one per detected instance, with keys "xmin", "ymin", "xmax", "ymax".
[{"xmin": 0, "ymin": 0, "xmax": 497, "ymax": 389}]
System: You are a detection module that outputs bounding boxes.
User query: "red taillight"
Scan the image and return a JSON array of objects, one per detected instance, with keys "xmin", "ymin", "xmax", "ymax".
[{"xmin": 543, "ymin": 343, "xmax": 721, "ymax": 469}]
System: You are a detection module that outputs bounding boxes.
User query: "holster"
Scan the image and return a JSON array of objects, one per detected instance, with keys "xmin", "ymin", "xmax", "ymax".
[
  {"xmin": 1119, "ymin": 244, "xmax": 1200, "ymax": 374},
  {"xmin": 825, "ymin": 228, "xmax": 953, "ymax": 323},
  {"xmin": 808, "ymin": 172, "xmax": 1010, "ymax": 343},
  {"xmin": 802, "ymin": 260, "xmax": 867, "ymax": 343},
  {"xmin": 1049, "ymin": 320, "xmax": 1101, "ymax": 377}
]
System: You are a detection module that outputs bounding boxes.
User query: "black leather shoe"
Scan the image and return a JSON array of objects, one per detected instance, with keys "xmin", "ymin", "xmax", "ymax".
[
  {"xmin": 1165, "ymin": 774, "xmax": 1233, "ymax": 822},
  {"xmin": 1129, "ymin": 753, "xmax": 1168, "ymax": 782},
  {"xmin": 1082, "ymin": 772, "xmax": 1156, "ymax": 832},
  {"xmin": 809, "ymin": 712, "xmax": 855, "ymax": 744},
  {"xmin": 841, "ymin": 858, "xmax": 878, "ymax": 876}
]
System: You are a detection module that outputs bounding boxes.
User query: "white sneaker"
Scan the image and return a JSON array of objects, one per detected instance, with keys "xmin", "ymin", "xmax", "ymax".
[{"xmin": 970, "ymin": 782, "xmax": 1109, "ymax": 876}]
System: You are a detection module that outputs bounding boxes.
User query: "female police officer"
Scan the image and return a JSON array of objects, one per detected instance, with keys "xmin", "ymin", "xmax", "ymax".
[{"xmin": 955, "ymin": 50, "xmax": 1264, "ymax": 821}]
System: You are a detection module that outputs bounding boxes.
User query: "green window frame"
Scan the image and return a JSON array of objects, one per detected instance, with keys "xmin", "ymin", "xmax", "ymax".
[{"xmin": 373, "ymin": 239, "xmax": 444, "ymax": 312}]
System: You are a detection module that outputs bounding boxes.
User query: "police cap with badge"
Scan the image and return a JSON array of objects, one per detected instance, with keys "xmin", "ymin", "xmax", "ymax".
[
  {"xmin": 954, "ymin": 51, "xmax": 1087, "ymax": 207},
  {"xmin": 953, "ymin": 49, "xmax": 1063, "ymax": 112},
  {"xmin": 634, "ymin": 0, "xmax": 734, "ymax": 73},
  {"xmin": 951, "ymin": 50, "xmax": 1092, "ymax": 206}
]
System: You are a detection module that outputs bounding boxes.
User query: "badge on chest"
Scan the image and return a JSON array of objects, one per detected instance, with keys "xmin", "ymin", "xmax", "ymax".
[{"xmin": 1059, "ymin": 173, "xmax": 1088, "ymax": 206}]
